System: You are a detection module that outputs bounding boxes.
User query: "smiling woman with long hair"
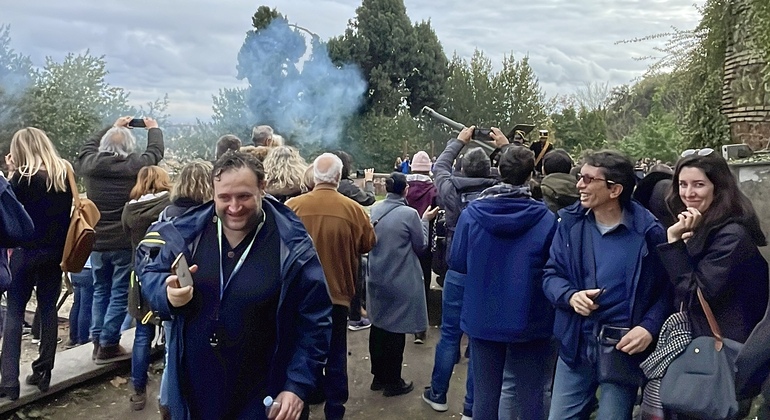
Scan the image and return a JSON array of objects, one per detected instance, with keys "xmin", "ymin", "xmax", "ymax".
[
  {"xmin": 0, "ymin": 127, "xmax": 72, "ymax": 400},
  {"xmin": 653, "ymin": 149, "xmax": 768, "ymax": 418}
]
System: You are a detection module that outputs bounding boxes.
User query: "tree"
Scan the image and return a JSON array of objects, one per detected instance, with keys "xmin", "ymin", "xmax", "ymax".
[
  {"xmin": 20, "ymin": 52, "xmax": 168, "ymax": 160},
  {"xmin": 492, "ymin": 54, "xmax": 551, "ymax": 132},
  {"xmin": 327, "ymin": 0, "xmax": 448, "ymax": 117},
  {"xmin": 0, "ymin": 24, "xmax": 33, "ymax": 154},
  {"xmin": 211, "ymin": 87, "xmax": 251, "ymax": 141}
]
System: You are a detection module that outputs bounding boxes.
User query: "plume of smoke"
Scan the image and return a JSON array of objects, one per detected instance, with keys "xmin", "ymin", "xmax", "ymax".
[{"xmin": 236, "ymin": 19, "xmax": 366, "ymax": 145}]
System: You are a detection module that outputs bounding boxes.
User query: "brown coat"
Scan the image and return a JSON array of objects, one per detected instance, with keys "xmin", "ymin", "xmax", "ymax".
[{"xmin": 286, "ymin": 186, "xmax": 376, "ymax": 307}]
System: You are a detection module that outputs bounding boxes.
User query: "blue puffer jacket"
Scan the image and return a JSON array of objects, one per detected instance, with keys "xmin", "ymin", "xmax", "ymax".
[
  {"xmin": 451, "ymin": 185, "xmax": 558, "ymax": 342},
  {"xmin": 542, "ymin": 200, "xmax": 672, "ymax": 367},
  {"xmin": 135, "ymin": 198, "xmax": 332, "ymax": 420}
]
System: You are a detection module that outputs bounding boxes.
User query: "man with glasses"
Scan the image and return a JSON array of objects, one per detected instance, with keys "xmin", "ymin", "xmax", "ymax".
[{"xmin": 543, "ymin": 150, "xmax": 671, "ymax": 419}]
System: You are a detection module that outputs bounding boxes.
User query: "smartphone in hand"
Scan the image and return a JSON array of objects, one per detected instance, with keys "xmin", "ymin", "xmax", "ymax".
[
  {"xmin": 590, "ymin": 288, "xmax": 607, "ymax": 302},
  {"xmin": 128, "ymin": 118, "xmax": 146, "ymax": 128},
  {"xmin": 171, "ymin": 253, "xmax": 193, "ymax": 288}
]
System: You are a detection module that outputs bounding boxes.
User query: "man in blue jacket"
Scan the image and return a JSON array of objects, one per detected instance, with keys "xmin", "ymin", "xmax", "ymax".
[
  {"xmin": 136, "ymin": 151, "xmax": 332, "ymax": 420},
  {"xmin": 451, "ymin": 145, "xmax": 558, "ymax": 420},
  {"xmin": 543, "ymin": 150, "xmax": 670, "ymax": 419}
]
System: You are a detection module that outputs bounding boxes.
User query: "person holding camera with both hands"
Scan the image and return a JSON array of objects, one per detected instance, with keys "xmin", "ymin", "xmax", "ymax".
[{"xmin": 75, "ymin": 116, "xmax": 164, "ymax": 365}]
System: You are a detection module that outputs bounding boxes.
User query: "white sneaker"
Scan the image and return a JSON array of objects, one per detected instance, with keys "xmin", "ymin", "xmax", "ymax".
[{"xmin": 461, "ymin": 416, "xmax": 472, "ymax": 420}]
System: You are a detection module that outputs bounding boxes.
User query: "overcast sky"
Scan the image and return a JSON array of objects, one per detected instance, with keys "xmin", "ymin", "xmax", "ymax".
[{"xmin": 2, "ymin": 0, "xmax": 704, "ymax": 122}]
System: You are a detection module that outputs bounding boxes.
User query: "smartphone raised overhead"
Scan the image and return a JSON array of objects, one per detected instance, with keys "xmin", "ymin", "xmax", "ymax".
[
  {"xmin": 128, "ymin": 118, "xmax": 146, "ymax": 128},
  {"xmin": 171, "ymin": 253, "xmax": 194, "ymax": 288}
]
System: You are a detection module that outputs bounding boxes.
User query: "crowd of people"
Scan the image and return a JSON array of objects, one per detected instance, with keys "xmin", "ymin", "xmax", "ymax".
[{"xmin": 0, "ymin": 117, "xmax": 769, "ymax": 420}]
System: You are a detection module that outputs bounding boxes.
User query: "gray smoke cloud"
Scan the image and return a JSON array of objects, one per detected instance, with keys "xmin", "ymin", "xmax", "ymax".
[{"xmin": 236, "ymin": 19, "xmax": 367, "ymax": 145}]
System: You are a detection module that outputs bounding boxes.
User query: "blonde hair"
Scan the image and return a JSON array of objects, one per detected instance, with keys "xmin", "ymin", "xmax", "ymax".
[
  {"xmin": 171, "ymin": 160, "xmax": 213, "ymax": 203},
  {"xmin": 10, "ymin": 127, "xmax": 68, "ymax": 192},
  {"xmin": 264, "ymin": 146, "xmax": 307, "ymax": 192},
  {"xmin": 302, "ymin": 165, "xmax": 315, "ymax": 192},
  {"xmin": 129, "ymin": 166, "xmax": 172, "ymax": 200},
  {"xmin": 240, "ymin": 145, "xmax": 270, "ymax": 162}
]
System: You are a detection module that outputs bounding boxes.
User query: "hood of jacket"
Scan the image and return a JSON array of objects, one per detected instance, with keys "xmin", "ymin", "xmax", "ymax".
[
  {"xmin": 466, "ymin": 184, "xmax": 551, "ymax": 237},
  {"xmin": 450, "ymin": 174, "xmax": 498, "ymax": 194},
  {"xmin": 541, "ymin": 173, "xmax": 579, "ymax": 198}
]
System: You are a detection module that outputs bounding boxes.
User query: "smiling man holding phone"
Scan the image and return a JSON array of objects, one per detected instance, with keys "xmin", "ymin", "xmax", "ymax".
[
  {"xmin": 136, "ymin": 151, "xmax": 332, "ymax": 420},
  {"xmin": 542, "ymin": 150, "xmax": 672, "ymax": 419}
]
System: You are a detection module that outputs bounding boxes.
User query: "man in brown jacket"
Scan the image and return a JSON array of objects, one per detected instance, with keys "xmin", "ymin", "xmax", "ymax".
[{"xmin": 286, "ymin": 152, "xmax": 376, "ymax": 420}]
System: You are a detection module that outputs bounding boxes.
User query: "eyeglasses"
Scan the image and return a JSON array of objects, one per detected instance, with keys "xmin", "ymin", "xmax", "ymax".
[
  {"xmin": 577, "ymin": 174, "xmax": 616, "ymax": 185},
  {"xmin": 681, "ymin": 148, "xmax": 714, "ymax": 158}
]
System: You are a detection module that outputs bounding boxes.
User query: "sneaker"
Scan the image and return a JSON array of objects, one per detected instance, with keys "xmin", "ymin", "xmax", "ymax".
[
  {"xmin": 130, "ymin": 391, "xmax": 146, "ymax": 411},
  {"xmin": 461, "ymin": 416, "xmax": 472, "ymax": 420},
  {"xmin": 95, "ymin": 344, "xmax": 132, "ymax": 365},
  {"xmin": 422, "ymin": 387, "xmax": 448, "ymax": 412},
  {"xmin": 347, "ymin": 318, "xmax": 371, "ymax": 331},
  {"xmin": 414, "ymin": 332, "xmax": 426, "ymax": 344}
]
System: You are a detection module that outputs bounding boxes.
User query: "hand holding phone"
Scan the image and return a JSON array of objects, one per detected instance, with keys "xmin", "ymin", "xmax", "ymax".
[
  {"xmin": 589, "ymin": 288, "xmax": 606, "ymax": 302},
  {"xmin": 171, "ymin": 253, "xmax": 194, "ymax": 288}
]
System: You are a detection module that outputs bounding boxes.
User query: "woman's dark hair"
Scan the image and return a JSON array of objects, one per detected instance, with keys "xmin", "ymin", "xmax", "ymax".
[
  {"xmin": 583, "ymin": 150, "xmax": 636, "ymax": 206},
  {"xmin": 331, "ymin": 150, "xmax": 352, "ymax": 179},
  {"xmin": 666, "ymin": 153, "xmax": 766, "ymax": 246},
  {"xmin": 385, "ymin": 172, "xmax": 408, "ymax": 195}
]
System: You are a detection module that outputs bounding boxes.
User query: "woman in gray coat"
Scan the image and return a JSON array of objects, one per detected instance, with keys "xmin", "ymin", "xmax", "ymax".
[{"xmin": 367, "ymin": 172, "xmax": 438, "ymax": 397}]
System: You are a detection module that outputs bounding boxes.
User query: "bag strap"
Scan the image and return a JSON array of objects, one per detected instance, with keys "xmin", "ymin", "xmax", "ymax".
[
  {"xmin": 696, "ymin": 287, "xmax": 724, "ymax": 351},
  {"xmin": 64, "ymin": 162, "xmax": 81, "ymax": 209},
  {"xmin": 534, "ymin": 139, "xmax": 551, "ymax": 167},
  {"xmin": 372, "ymin": 205, "xmax": 399, "ymax": 227}
]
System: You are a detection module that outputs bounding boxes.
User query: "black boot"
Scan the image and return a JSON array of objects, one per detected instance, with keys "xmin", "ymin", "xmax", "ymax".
[{"xmin": 26, "ymin": 370, "xmax": 51, "ymax": 392}]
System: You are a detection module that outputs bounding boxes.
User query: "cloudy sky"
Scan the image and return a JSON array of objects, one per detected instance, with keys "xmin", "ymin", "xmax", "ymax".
[{"xmin": 2, "ymin": 0, "xmax": 704, "ymax": 122}]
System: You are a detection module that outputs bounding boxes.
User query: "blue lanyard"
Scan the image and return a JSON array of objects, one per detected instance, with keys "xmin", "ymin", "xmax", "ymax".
[{"xmin": 216, "ymin": 211, "xmax": 264, "ymax": 301}]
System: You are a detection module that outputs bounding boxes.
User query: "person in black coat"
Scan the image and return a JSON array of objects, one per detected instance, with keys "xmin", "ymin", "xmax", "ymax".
[{"xmin": 657, "ymin": 150, "xmax": 768, "ymax": 345}]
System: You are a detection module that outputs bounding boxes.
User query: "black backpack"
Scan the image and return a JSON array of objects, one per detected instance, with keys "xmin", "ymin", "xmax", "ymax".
[{"xmin": 431, "ymin": 190, "xmax": 484, "ymax": 282}]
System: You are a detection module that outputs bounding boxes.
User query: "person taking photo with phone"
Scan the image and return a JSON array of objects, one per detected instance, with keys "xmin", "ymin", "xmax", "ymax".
[{"xmin": 75, "ymin": 116, "xmax": 164, "ymax": 364}]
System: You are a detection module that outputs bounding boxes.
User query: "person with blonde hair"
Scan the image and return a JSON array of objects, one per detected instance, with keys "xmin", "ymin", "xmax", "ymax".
[
  {"xmin": 76, "ymin": 116, "xmax": 163, "ymax": 364},
  {"xmin": 0, "ymin": 127, "xmax": 72, "ymax": 400},
  {"xmin": 121, "ymin": 165, "xmax": 172, "ymax": 411},
  {"xmin": 239, "ymin": 145, "xmax": 270, "ymax": 162},
  {"xmin": 264, "ymin": 146, "xmax": 307, "ymax": 203}
]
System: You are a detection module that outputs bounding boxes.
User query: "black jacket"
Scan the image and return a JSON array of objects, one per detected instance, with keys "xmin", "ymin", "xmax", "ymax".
[
  {"xmin": 337, "ymin": 178, "xmax": 375, "ymax": 206},
  {"xmin": 658, "ymin": 219, "xmax": 769, "ymax": 343},
  {"xmin": 75, "ymin": 126, "xmax": 164, "ymax": 251}
]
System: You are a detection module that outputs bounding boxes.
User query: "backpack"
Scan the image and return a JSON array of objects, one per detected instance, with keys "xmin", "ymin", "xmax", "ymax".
[
  {"xmin": 60, "ymin": 163, "xmax": 100, "ymax": 273},
  {"xmin": 431, "ymin": 190, "xmax": 484, "ymax": 281}
]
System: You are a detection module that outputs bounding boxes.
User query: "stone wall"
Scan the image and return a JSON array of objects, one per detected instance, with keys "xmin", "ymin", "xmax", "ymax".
[
  {"xmin": 722, "ymin": 0, "xmax": 770, "ymax": 150},
  {"xmin": 730, "ymin": 162, "xmax": 770, "ymax": 261}
]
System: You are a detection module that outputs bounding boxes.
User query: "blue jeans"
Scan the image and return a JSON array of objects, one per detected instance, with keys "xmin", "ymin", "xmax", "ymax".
[
  {"xmin": 500, "ymin": 337, "xmax": 559, "ymax": 420},
  {"xmin": 471, "ymin": 337, "xmax": 551, "ymax": 420},
  {"xmin": 69, "ymin": 269, "xmax": 93, "ymax": 344},
  {"xmin": 427, "ymin": 271, "xmax": 473, "ymax": 416},
  {"xmin": 159, "ymin": 320, "xmax": 172, "ymax": 407},
  {"xmin": 90, "ymin": 250, "xmax": 132, "ymax": 347},
  {"xmin": 548, "ymin": 356, "xmax": 637, "ymax": 420},
  {"xmin": 131, "ymin": 322, "xmax": 157, "ymax": 392}
]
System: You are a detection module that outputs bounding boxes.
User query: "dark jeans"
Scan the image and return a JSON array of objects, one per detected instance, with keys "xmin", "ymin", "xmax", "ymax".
[
  {"xmin": 471, "ymin": 337, "xmax": 552, "ymax": 420},
  {"xmin": 68, "ymin": 269, "xmax": 93, "ymax": 344},
  {"xmin": 1, "ymin": 248, "xmax": 63, "ymax": 388},
  {"xmin": 349, "ymin": 256, "xmax": 367, "ymax": 322},
  {"xmin": 131, "ymin": 322, "xmax": 157, "ymax": 392},
  {"xmin": 323, "ymin": 305, "xmax": 349, "ymax": 419},
  {"xmin": 90, "ymin": 250, "xmax": 132, "ymax": 346},
  {"xmin": 369, "ymin": 325, "xmax": 406, "ymax": 387}
]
